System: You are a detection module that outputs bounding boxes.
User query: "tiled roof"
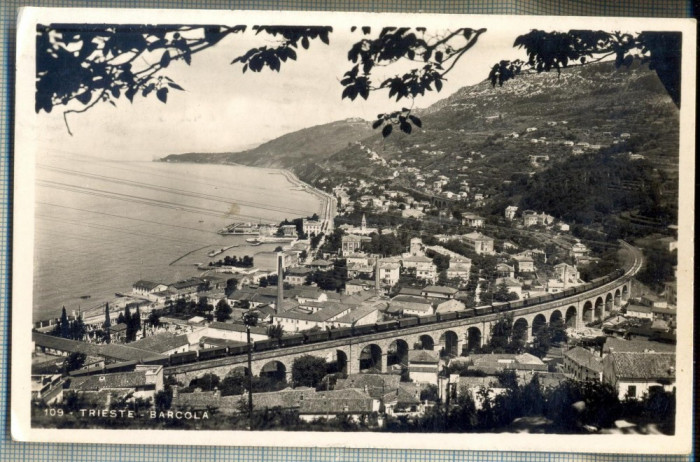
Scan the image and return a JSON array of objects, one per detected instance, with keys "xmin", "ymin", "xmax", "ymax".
[
  {"xmin": 408, "ymin": 349, "xmax": 439, "ymax": 364},
  {"xmin": 252, "ymin": 388, "xmax": 317, "ymax": 410},
  {"xmin": 422, "ymin": 285, "xmax": 458, "ymax": 295},
  {"xmin": 334, "ymin": 303, "xmax": 381, "ymax": 324},
  {"xmin": 335, "ymin": 374, "xmax": 401, "ymax": 399},
  {"xmin": 32, "ymin": 332, "xmax": 165, "ymax": 362},
  {"xmin": 627, "ymin": 304, "xmax": 653, "ymax": 314},
  {"xmin": 608, "ymin": 352, "xmax": 676, "ymax": 381},
  {"xmin": 128, "ymin": 332, "xmax": 190, "ymax": 354},
  {"xmin": 564, "ymin": 347, "xmax": 603, "ymax": 372},
  {"xmin": 209, "ymin": 322, "xmax": 268, "ymax": 336},
  {"xmin": 402, "ymin": 255, "xmax": 433, "ymax": 263},
  {"xmin": 133, "ymin": 280, "xmax": 162, "ymax": 290},
  {"xmin": 298, "ymin": 389, "xmax": 375, "ymax": 414},
  {"xmin": 458, "ymin": 376, "xmax": 499, "ymax": 389},
  {"xmin": 604, "ymin": 337, "xmax": 676, "ymax": 354},
  {"xmin": 275, "ymin": 303, "xmax": 350, "ymax": 322},
  {"xmin": 398, "ymin": 287, "xmax": 424, "ymax": 296},
  {"xmin": 199, "ymin": 337, "xmax": 247, "ymax": 348},
  {"xmin": 69, "ymin": 370, "xmax": 154, "ymax": 391}
]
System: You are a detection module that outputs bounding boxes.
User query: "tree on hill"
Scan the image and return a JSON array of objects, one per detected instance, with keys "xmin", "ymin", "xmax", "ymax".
[
  {"xmin": 62, "ymin": 352, "xmax": 86, "ymax": 373},
  {"xmin": 215, "ymin": 299, "xmax": 232, "ymax": 322},
  {"xmin": 291, "ymin": 355, "xmax": 328, "ymax": 388},
  {"xmin": 59, "ymin": 306, "xmax": 70, "ymax": 339},
  {"xmin": 490, "ymin": 30, "xmax": 681, "ymax": 107}
]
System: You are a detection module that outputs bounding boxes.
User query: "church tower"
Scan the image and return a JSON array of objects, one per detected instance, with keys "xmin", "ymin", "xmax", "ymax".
[{"xmin": 361, "ymin": 214, "xmax": 367, "ymax": 231}]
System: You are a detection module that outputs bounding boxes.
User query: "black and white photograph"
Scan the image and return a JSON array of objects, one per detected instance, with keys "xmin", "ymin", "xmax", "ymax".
[{"xmin": 11, "ymin": 8, "xmax": 695, "ymax": 452}]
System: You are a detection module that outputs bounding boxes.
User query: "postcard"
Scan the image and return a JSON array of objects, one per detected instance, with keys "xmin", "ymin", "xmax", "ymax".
[{"xmin": 11, "ymin": 7, "xmax": 695, "ymax": 453}]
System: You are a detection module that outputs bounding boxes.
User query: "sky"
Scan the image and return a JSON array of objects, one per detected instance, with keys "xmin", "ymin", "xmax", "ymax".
[{"xmin": 35, "ymin": 22, "xmax": 534, "ymax": 161}]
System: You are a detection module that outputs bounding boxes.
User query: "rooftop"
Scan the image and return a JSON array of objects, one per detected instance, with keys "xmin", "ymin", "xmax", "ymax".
[
  {"xmin": 608, "ymin": 352, "xmax": 676, "ymax": 381},
  {"xmin": 128, "ymin": 332, "xmax": 190, "ymax": 354},
  {"xmin": 209, "ymin": 321, "xmax": 268, "ymax": 336},
  {"xmin": 563, "ymin": 346, "xmax": 603, "ymax": 372},
  {"xmin": 408, "ymin": 349, "xmax": 440, "ymax": 364},
  {"xmin": 422, "ymin": 285, "xmax": 459, "ymax": 295}
]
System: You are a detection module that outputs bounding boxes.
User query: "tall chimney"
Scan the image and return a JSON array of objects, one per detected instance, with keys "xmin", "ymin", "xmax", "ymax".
[
  {"xmin": 375, "ymin": 256, "xmax": 381, "ymax": 294},
  {"xmin": 277, "ymin": 253, "xmax": 284, "ymax": 315}
]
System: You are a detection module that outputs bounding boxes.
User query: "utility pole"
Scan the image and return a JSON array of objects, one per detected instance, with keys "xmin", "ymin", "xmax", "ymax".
[{"xmin": 243, "ymin": 311, "xmax": 258, "ymax": 430}]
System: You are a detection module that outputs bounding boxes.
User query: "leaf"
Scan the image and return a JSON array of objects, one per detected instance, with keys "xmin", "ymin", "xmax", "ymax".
[
  {"xmin": 302, "ymin": 36, "xmax": 310, "ymax": 49},
  {"xmin": 125, "ymin": 87, "xmax": 136, "ymax": 102},
  {"xmin": 167, "ymin": 82, "xmax": 185, "ymax": 91},
  {"xmin": 382, "ymin": 124, "xmax": 393, "ymax": 137},
  {"xmin": 400, "ymin": 121, "xmax": 412, "ymax": 134},
  {"xmin": 76, "ymin": 91, "xmax": 92, "ymax": 105},
  {"xmin": 372, "ymin": 118, "xmax": 383, "ymax": 129},
  {"xmin": 156, "ymin": 87, "xmax": 168, "ymax": 103},
  {"xmin": 408, "ymin": 115, "xmax": 422, "ymax": 128},
  {"xmin": 160, "ymin": 50, "xmax": 171, "ymax": 68},
  {"xmin": 110, "ymin": 87, "xmax": 121, "ymax": 98}
]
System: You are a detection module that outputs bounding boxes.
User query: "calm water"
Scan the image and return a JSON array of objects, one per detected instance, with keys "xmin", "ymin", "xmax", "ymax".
[{"xmin": 34, "ymin": 155, "xmax": 322, "ymax": 320}]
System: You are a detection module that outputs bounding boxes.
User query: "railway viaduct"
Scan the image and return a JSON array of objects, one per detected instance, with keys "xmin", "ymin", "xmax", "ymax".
[{"xmin": 166, "ymin": 245, "xmax": 641, "ymax": 386}]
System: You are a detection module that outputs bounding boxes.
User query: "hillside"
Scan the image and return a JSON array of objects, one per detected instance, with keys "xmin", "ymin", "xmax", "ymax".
[
  {"xmin": 162, "ymin": 60, "xmax": 679, "ymax": 229},
  {"xmin": 160, "ymin": 118, "xmax": 374, "ymax": 168}
]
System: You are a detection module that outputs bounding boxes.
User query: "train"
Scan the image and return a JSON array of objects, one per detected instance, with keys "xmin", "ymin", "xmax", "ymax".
[{"xmin": 122, "ymin": 267, "xmax": 627, "ymax": 370}]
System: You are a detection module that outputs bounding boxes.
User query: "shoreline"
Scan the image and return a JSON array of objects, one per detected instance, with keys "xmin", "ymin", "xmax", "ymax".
[{"xmin": 33, "ymin": 162, "xmax": 333, "ymax": 325}]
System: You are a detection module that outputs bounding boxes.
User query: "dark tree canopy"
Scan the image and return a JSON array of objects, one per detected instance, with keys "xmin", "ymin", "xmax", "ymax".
[
  {"xmin": 36, "ymin": 23, "xmax": 682, "ymax": 141},
  {"xmin": 36, "ymin": 23, "xmax": 486, "ymax": 136}
]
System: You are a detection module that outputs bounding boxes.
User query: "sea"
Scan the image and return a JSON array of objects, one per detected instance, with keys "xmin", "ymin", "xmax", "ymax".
[{"xmin": 33, "ymin": 154, "xmax": 323, "ymax": 321}]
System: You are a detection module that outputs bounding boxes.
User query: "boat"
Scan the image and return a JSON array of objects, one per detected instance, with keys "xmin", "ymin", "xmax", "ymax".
[
  {"xmin": 115, "ymin": 292, "xmax": 125, "ymax": 297},
  {"xmin": 79, "ymin": 295, "xmax": 91, "ymax": 300},
  {"xmin": 245, "ymin": 238, "xmax": 261, "ymax": 244}
]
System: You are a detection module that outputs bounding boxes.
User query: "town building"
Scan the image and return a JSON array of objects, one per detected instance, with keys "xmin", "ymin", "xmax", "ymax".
[
  {"xmin": 570, "ymin": 241, "xmax": 589, "ymax": 261},
  {"xmin": 284, "ymin": 267, "xmax": 314, "ymax": 286},
  {"xmin": 495, "ymin": 263, "xmax": 515, "ymax": 279},
  {"xmin": 297, "ymin": 388, "xmax": 380, "ymax": 423},
  {"xmin": 563, "ymin": 346, "xmax": 603, "ymax": 381},
  {"xmin": 505, "ymin": 206, "xmax": 518, "ymax": 220},
  {"xmin": 377, "ymin": 259, "xmax": 401, "ymax": 287},
  {"xmin": 421, "ymin": 285, "xmax": 458, "ymax": 300},
  {"xmin": 522, "ymin": 210, "xmax": 539, "ymax": 227},
  {"xmin": 132, "ymin": 280, "xmax": 168, "ymax": 298},
  {"xmin": 67, "ymin": 364, "xmax": 164, "ymax": 402},
  {"xmin": 461, "ymin": 213, "xmax": 485, "ymax": 228},
  {"xmin": 402, "ymin": 255, "xmax": 437, "ymax": 283},
  {"xmin": 280, "ymin": 224, "xmax": 297, "ymax": 237},
  {"xmin": 190, "ymin": 321, "xmax": 269, "ymax": 343},
  {"xmin": 388, "ymin": 295, "xmax": 433, "ymax": 317},
  {"xmin": 446, "ymin": 258, "xmax": 471, "ymax": 284},
  {"xmin": 341, "ymin": 234, "xmax": 371, "ymax": 256},
  {"xmin": 462, "ymin": 232, "xmax": 494, "ymax": 255},
  {"xmin": 602, "ymin": 352, "xmax": 676, "ymax": 400},
  {"xmin": 302, "ymin": 219, "xmax": 323, "ymax": 236},
  {"xmin": 408, "ymin": 349, "xmax": 440, "ymax": 385},
  {"xmin": 513, "ymin": 254, "xmax": 535, "ymax": 273}
]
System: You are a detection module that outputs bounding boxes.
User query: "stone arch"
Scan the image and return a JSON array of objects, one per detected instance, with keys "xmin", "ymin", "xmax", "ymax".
[
  {"xmin": 439, "ymin": 330, "xmax": 459, "ymax": 357},
  {"xmin": 582, "ymin": 301, "xmax": 594, "ymax": 323},
  {"xmin": 614, "ymin": 289, "xmax": 621, "ymax": 307},
  {"xmin": 532, "ymin": 314, "xmax": 547, "ymax": 336},
  {"xmin": 550, "ymin": 310, "xmax": 563, "ymax": 326},
  {"xmin": 359, "ymin": 344, "xmax": 383, "ymax": 372},
  {"xmin": 594, "ymin": 297, "xmax": 604, "ymax": 320},
  {"xmin": 333, "ymin": 349, "xmax": 348, "ymax": 375},
  {"xmin": 416, "ymin": 334, "xmax": 435, "ymax": 350},
  {"xmin": 513, "ymin": 318, "xmax": 529, "ymax": 342},
  {"xmin": 259, "ymin": 360, "xmax": 287, "ymax": 383},
  {"xmin": 605, "ymin": 293, "xmax": 613, "ymax": 312},
  {"xmin": 622, "ymin": 284, "xmax": 629, "ymax": 303},
  {"xmin": 467, "ymin": 327, "xmax": 482, "ymax": 352},
  {"xmin": 387, "ymin": 339, "xmax": 409, "ymax": 369},
  {"xmin": 229, "ymin": 365, "xmax": 250, "ymax": 377},
  {"xmin": 565, "ymin": 306, "xmax": 577, "ymax": 328}
]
